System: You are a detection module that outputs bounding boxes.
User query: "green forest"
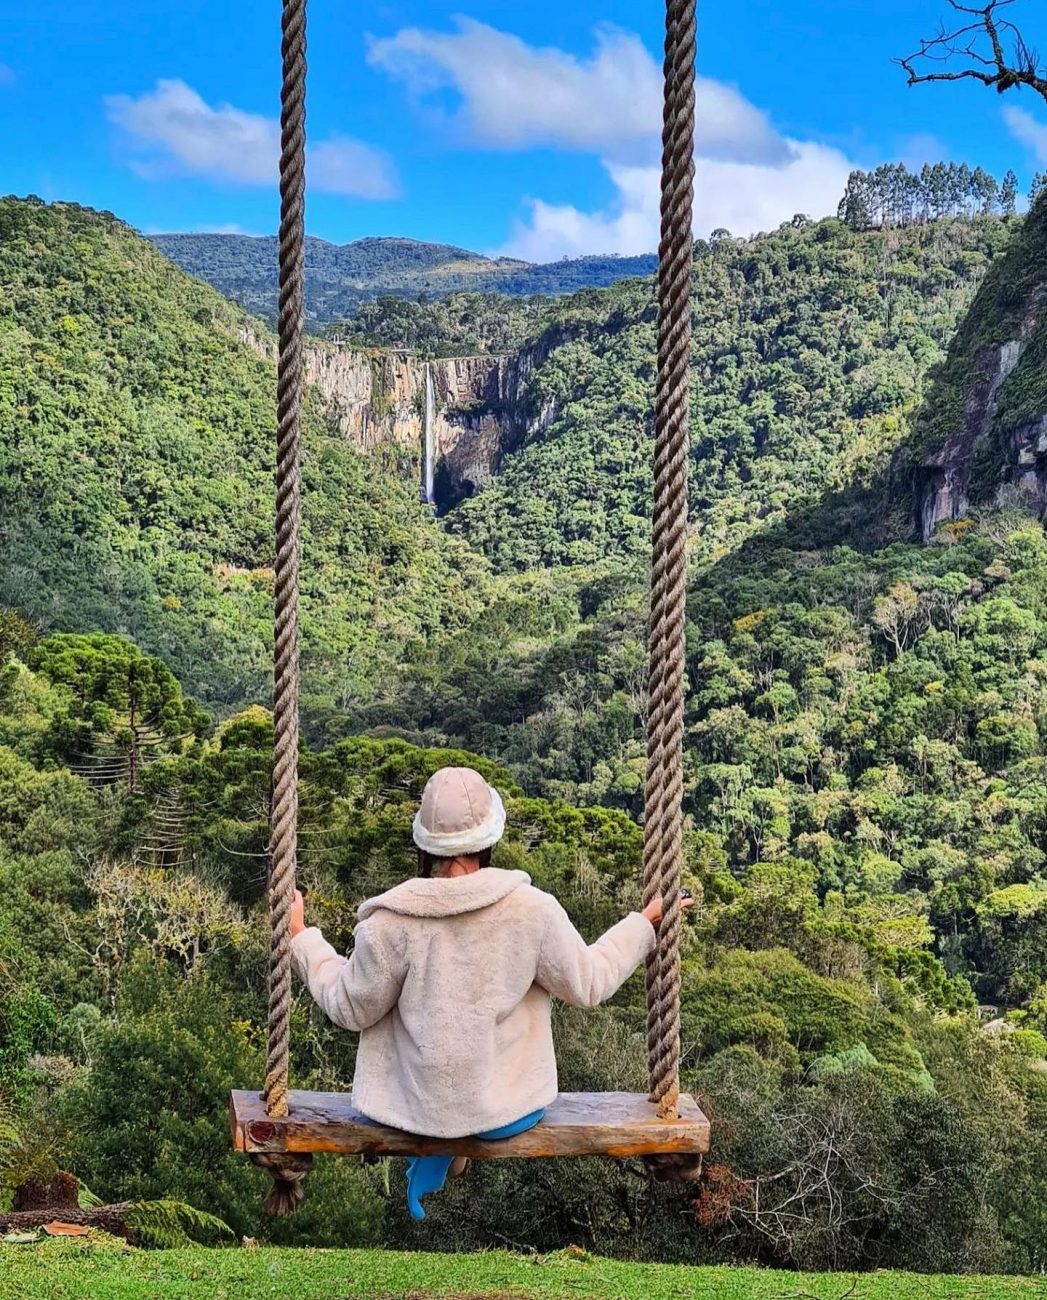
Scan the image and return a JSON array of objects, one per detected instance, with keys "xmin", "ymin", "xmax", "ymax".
[
  {"xmin": 0, "ymin": 198, "xmax": 490, "ymax": 714},
  {"xmin": 149, "ymin": 231, "xmax": 659, "ymax": 326},
  {"xmin": 4, "ymin": 181, "xmax": 1047, "ymax": 1281}
]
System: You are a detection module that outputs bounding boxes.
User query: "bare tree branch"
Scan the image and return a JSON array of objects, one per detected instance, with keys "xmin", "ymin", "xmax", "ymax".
[{"xmin": 898, "ymin": 1, "xmax": 1047, "ymax": 104}]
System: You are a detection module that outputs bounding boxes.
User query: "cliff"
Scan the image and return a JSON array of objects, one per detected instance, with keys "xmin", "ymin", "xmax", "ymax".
[
  {"xmin": 236, "ymin": 322, "xmax": 559, "ymax": 508},
  {"xmin": 426, "ymin": 349, "xmax": 559, "ymax": 505},
  {"xmin": 908, "ymin": 203, "xmax": 1047, "ymax": 539}
]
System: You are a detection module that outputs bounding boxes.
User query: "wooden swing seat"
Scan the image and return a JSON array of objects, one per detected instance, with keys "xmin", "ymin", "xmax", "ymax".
[{"xmin": 231, "ymin": 1089, "xmax": 710, "ymax": 1160}]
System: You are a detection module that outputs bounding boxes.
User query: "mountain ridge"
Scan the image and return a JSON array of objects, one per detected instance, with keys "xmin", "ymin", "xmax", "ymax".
[{"xmin": 148, "ymin": 231, "xmax": 658, "ymax": 325}]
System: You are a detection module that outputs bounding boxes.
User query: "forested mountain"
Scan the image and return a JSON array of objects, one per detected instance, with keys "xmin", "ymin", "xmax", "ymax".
[
  {"xmin": 2, "ymin": 199, "xmax": 1015, "ymax": 711},
  {"xmin": 5, "ymin": 195, "xmax": 1047, "ymax": 1272},
  {"xmin": 900, "ymin": 194, "xmax": 1047, "ymax": 537},
  {"xmin": 149, "ymin": 231, "xmax": 658, "ymax": 326},
  {"xmin": 0, "ymin": 198, "xmax": 488, "ymax": 711},
  {"xmin": 442, "ymin": 214, "xmax": 1013, "ymax": 570}
]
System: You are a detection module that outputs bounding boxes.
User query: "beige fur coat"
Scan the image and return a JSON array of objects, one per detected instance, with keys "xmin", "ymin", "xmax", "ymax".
[{"xmin": 291, "ymin": 868, "xmax": 654, "ymax": 1137}]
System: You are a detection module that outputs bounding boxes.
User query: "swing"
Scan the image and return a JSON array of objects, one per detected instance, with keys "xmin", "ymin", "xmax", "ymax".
[{"xmin": 231, "ymin": 0, "xmax": 710, "ymax": 1213}]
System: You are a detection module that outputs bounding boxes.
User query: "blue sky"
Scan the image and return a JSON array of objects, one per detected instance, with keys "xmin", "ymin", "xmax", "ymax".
[{"xmin": 3, "ymin": 0, "xmax": 1047, "ymax": 259}]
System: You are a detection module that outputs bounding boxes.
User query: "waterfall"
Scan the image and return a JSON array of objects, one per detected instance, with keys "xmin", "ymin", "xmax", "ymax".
[{"xmin": 422, "ymin": 362, "xmax": 436, "ymax": 505}]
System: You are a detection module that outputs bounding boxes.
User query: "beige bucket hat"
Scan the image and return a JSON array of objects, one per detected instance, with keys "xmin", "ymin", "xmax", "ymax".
[{"xmin": 412, "ymin": 766, "xmax": 506, "ymax": 857}]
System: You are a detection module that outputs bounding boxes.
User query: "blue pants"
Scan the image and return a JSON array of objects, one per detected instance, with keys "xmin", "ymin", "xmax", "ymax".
[{"xmin": 405, "ymin": 1109, "xmax": 545, "ymax": 1220}]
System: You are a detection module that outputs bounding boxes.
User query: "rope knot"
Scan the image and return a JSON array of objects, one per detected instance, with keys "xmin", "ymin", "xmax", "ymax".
[{"xmin": 252, "ymin": 1151, "xmax": 313, "ymax": 1217}]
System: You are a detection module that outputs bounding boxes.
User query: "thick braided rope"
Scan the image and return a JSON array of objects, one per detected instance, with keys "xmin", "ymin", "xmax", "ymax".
[
  {"xmin": 264, "ymin": 0, "xmax": 307, "ymax": 1121},
  {"xmin": 643, "ymin": 0, "xmax": 696, "ymax": 1119}
]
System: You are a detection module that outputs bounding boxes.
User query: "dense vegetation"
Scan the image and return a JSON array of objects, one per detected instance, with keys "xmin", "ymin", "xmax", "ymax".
[
  {"xmin": 0, "ymin": 197, "xmax": 488, "ymax": 713},
  {"xmin": 326, "ymin": 291, "xmax": 556, "ymax": 357},
  {"xmin": 3, "ymin": 623, "xmax": 1047, "ymax": 1271},
  {"xmin": 899, "ymin": 190, "xmax": 1047, "ymax": 505},
  {"xmin": 445, "ymin": 214, "xmax": 1013, "ymax": 571},
  {"xmin": 7, "ymin": 200, "xmax": 1016, "ymax": 716},
  {"xmin": 376, "ymin": 508, "xmax": 1047, "ymax": 1012},
  {"xmin": 149, "ymin": 232, "xmax": 657, "ymax": 327},
  {"xmin": 5, "ymin": 195, "xmax": 1047, "ymax": 1277}
]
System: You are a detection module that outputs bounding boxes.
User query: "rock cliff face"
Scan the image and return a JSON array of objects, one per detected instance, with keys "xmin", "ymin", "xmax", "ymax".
[
  {"xmin": 304, "ymin": 347, "xmax": 424, "ymax": 453},
  {"xmin": 235, "ymin": 321, "xmax": 559, "ymax": 508},
  {"xmin": 917, "ymin": 335, "xmax": 1026, "ymax": 540},
  {"xmin": 236, "ymin": 322, "xmax": 421, "ymax": 452},
  {"xmin": 426, "ymin": 350, "xmax": 558, "ymax": 506},
  {"xmin": 910, "ymin": 206, "xmax": 1047, "ymax": 540}
]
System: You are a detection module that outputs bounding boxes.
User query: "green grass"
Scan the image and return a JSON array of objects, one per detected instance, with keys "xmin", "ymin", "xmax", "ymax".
[{"xmin": 0, "ymin": 1244, "xmax": 1041, "ymax": 1300}]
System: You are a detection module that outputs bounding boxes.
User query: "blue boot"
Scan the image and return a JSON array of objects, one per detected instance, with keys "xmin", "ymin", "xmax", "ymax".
[
  {"xmin": 405, "ymin": 1154, "xmax": 455, "ymax": 1221},
  {"xmin": 404, "ymin": 1109, "xmax": 546, "ymax": 1221}
]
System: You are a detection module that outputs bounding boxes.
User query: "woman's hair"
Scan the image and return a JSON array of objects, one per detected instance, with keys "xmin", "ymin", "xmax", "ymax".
[{"xmin": 417, "ymin": 846, "xmax": 493, "ymax": 878}]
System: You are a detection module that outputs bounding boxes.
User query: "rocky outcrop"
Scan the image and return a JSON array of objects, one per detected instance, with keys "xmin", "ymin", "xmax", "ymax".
[
  {"xmin": 236, "ymin": 323, "xmax": 423, "ymax": 452},
  {"xmin": 235, "ymin": 320, "xmax": 561, "ymax": 508},
  {"xmin": 917, "ymin": 338, "xmax": 1023, "ymax": 539},
  {"xmin": 907, "ymin": 198, "xmax": 1047, "ymax": 541},
  {"xmin": 915, "ymin": 286, "xmax": 1047, "ymax": 540},
  {"xmin": 308, "ymin": 347, "xmax": 425, "ymax": 453},
  {"xmin": 426, "ymin": 350, "xmax": 559, "ymax": 506}
]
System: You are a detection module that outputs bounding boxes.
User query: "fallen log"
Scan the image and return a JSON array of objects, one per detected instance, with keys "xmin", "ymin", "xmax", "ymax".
[{"xmin": 0, "ymin": 1202, "xmax": 134, "ymax": 1238}]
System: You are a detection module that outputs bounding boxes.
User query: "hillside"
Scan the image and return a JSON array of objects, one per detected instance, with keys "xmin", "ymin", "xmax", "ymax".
[
  {"xmin": 6, "ymin": 197, "xmax": 1047, "ymax": 1274},
  {"xmin": 0, "ymin": 198, "xmax": 488, "ymax": 711},
  {"xmin": 441, "ymin": 215, "xmax": 1014, "ymax": 571},
  {"xmin": 6, "ymin": 201, "xmax": 1016, "ymax": 716},
  {"xmin": 3, "ymin": 638, "xmax": 1046, "ymax": 1271},
  {"xmin": 149, "ymin": 232, "xmax": 658, "ymax": 325},
  {"xmin": 4, "ymin": 1243, "xmax": 1042, "ymax": 1299},
  {"xmin": 899, "ymin": 195, "xmax": 1047, "ymax": 537}
]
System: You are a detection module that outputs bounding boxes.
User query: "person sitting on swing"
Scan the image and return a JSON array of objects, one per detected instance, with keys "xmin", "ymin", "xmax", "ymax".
[{"xmin": 290, "ymin": 764, "xmax": 690, "ymax": 1220}]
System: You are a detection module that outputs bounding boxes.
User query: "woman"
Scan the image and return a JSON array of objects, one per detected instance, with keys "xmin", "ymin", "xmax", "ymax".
[{"xmin": 290, "ymin": 765, "xmax": 688, "ymax": 1219}]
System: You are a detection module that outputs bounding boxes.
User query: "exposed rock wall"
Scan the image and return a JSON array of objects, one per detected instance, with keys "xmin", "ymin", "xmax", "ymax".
[
  {"xmin": 308, "ymin": 348, "xmax": 424, "ymax": 453},
  {"xmin": 908, "ymin": 201, "xmax": 1047, "ymax": 541},
  {"xmin": 427, "ymin": 350, "xmax": 558, "ymax": 505},
  {"xmin": 915, "ymin": 287, "xmax": 1047, "ymax": 540},
  {"xmin": 235, "ymin": 320, "xmax": 560, "ymax": 507},
  {"xmin": 236, "ymin": 323, "xmax": 423, "ymax": 452},
  {"xmin": 917, "ymin": 338, "xmax": 1023, "ymax": 539}
]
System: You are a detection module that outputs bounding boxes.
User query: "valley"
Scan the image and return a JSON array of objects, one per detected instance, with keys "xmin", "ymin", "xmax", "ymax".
[{"xmin": 3, "ymin": 188, "xmax": 1047, "ymax": 1272}]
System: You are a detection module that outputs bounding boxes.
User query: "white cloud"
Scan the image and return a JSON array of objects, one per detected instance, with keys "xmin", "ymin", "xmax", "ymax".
[
  {"xmin": 1003, "ymin": 104, "xmax": 1047, "ymax": 164},
  {"xmin": 367, "ymin": 19, "xmax": 789, "ymax": 166},
  {"xmin": 501, "ymin": 142, "xmax": 854, "ymax": 261},
  {"xmin": 369, "ymin": 18, "xmax": 855, "ymax": 261},
  {"xmin": 199, "ymin": 223, "xmax": 259, "ymax": 236},
  {"xmin": 503, "ymin": 164, "xmax": 659, "ymax": 262},
  {"xmin": 896, "ymin": 132, "xmax": 947, "ymax": 169},
  {"xmin": 310, "ymin": 134, "xmax": 399, "ymax": 196},
  {"xmin": 106, "ymin": 79, "xmax": 398, "ymax": 199}
]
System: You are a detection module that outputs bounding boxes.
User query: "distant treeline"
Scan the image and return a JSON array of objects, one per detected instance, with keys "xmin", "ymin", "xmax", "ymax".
[{"xmin": 837, "ymin": 162, "xmax": 1045, "ymax": 230}]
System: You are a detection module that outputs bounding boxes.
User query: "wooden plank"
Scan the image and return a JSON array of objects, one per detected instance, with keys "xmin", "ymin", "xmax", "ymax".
[{"xmin": 230, "ymin": 1089, "xmax": 710, "ymax": 1160}]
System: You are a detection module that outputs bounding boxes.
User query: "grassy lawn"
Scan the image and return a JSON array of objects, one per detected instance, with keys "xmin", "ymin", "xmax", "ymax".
[{"xmin": 0, "ymin": 1244, "xmax": 1042, "ymax": 1300}]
